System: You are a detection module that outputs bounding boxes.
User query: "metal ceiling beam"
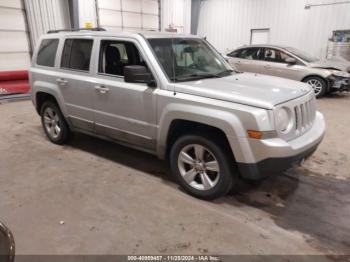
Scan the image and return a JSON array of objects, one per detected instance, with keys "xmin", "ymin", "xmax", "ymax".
[{"xmin": 191, "ymin": 0, "xmax": 202, "ymax": 34}]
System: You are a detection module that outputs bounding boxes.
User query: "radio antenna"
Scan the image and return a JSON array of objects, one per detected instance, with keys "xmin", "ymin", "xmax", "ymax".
[{"xmin": 171, "ymin": 34, "xmax": 176, "ymax": 96}]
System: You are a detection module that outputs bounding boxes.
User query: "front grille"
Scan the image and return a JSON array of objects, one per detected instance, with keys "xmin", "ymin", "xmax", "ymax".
[
  {"xmin": 293, "ymin": 97, "xmax": 316, "ymax": 134},
  {"xmin": 275, "ymin": 92, "xmax": 317, "ymax": 141}
]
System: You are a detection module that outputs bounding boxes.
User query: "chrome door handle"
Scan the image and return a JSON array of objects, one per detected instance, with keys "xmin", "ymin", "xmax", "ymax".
[
  {"xmin": 264, "ymin": 65, "xmax": 271, "ymax": 69},
  {"xmin": 94, "ymin": 85, "xmax": 110, "ymax": 94},
  {"xmin": 56, "ymin": 78, "xmax": 68, "ymax": 86}
]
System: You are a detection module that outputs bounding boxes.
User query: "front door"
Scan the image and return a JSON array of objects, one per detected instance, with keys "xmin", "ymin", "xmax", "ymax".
[
  {"xmin": 260, "ymin": 48, "xmax": 305, "ymax": 80},
  {"xmin": 92, "ymin": 38, "xmax": 157, "ymax": 150}
]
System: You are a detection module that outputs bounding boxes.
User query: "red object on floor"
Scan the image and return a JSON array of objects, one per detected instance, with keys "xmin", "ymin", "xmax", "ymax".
[{"xmin": 0, "ymin": 71, "xmax": 30, "ymax": 95}]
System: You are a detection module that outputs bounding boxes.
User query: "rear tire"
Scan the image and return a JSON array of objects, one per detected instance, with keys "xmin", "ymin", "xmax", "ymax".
[
  {"xmin": 303, "ymin": 76, "xmax": 327, "ymax": 98},
  {"xmin": 40, "ymin": 100, "xmax": 70, "ymax": 145},
  {"xmin": 169, "ymin": 134, "xmax": 237, "ymax": 200}
]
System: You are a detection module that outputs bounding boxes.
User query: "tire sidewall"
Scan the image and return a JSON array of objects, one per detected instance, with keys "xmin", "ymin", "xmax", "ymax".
[
  {"xmin": 169, "ymin": 135, "xmax": 235, "ymax": 200},
  {"xmin": 40, "ymin": 101, "xmax": 69, "ymax": 144}
]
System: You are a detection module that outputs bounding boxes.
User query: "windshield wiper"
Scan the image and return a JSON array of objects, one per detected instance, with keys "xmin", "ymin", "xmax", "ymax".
[
  {"xmin": 188, "ymin": 73, "xmax": 222, "ymax": 79},
  {"xmin": 170, "ymin": 70, "xmax": 234, "ymax": 82},
  {"xmin": 216, "ymin": 69, "xmax": 234, "ymax": 76}
]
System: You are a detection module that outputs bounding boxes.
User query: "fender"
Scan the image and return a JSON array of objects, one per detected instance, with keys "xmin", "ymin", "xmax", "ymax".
[
  {"xmin": 156, "ymin": 103, "xmax": 255, "ymax": 163},
  {"xmin": 31, "ymin": 81, "xmax": 68, "ymax": 117}
]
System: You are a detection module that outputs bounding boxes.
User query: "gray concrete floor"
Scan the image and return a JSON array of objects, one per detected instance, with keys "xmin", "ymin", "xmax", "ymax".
[{"xmin": 0, "ymin": 94, "xmax": 349, "ymax": 256}]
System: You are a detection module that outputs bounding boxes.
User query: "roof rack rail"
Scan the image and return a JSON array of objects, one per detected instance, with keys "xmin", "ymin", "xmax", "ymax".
[{"xmin": 47, "ymin": 27, "xmax": 106, "ymax": 34}]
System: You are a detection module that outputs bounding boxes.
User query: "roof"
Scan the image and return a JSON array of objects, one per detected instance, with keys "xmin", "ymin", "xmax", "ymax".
[
  {"xmin": 45, "ymin": 28, "xmax": 200, "ymax": 39},
  {"xmin": 235, "ymin": 44, "xmax": 289, "ymax": 50}
]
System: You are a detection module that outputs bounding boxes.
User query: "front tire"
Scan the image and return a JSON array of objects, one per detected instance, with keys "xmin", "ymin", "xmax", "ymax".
[
  {"xmin": 303, "ymin": 76, "xmax": 327, "ymax": 98},
  {"xmin": 169, "ymin": 134, "xmax": 237, "ymax": 200},
  {"xmin": 40, "ymin": 100, "xmax": 70, "ymax": 145}
]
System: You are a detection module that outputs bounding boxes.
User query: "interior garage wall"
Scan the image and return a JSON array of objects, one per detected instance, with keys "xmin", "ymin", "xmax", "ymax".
[
  {"xmin": 95, "ymin": 0, "xmax": 160, "ymax": 31},
  {"xmin": 161, "ymin": 0, "xmax": 191, "ymax": 33},
  {"xmin": 24, "ymin": 0, "xmax": 71, "ymax": 48},
  {"xmin": 0, "ymin": 0, "xmax": 31, "ymax": 71},
  {"xmin": 197, "ymin": 0, "xmax": 350, "ymax": 59},
  {"xmin": 77, "ymin": 0, "xmax": 191, "ymax": 34},
  {"xmin": 78, "ymin": 0, "xmax": 97, "ymax": 28}
]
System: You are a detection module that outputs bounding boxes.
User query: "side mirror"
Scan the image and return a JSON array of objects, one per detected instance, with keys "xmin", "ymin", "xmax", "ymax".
[
  {"xmin": 124, "ymin": 65, "xmax": 156, "ymax": 87},
  {"xmin": 0, "ymin": 222, "xmax": 15, "ymax": 262},
  {"xmin": 285, "ymin": 57, "xmax": 297, "ymax": 64}
]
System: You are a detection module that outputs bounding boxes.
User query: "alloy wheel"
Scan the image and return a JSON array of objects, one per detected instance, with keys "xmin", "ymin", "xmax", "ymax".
[
  {"xmin": 177, "ymin": 144, "xmax": 220, "ymax": 191},
  {"xmin": 307, "ymin": 79, "xmax": 323, "ymax": 96},
  {"xmin": 43, "ymin": 107, "xmax": 62, "ymax": 139}
]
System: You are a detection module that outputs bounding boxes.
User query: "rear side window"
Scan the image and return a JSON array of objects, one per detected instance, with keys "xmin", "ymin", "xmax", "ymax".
[
  {"xmin": 61, "ymin": 39, "xmax": 93, "ymax": 71},
  {"xmin": 227, "ymin": 49, "xmax": 242, "ymax": 58},
  {"xmin": 37, "ymin": 39, "xmax": 59, "ymax": 67},
  {"xmin": 240, "ymin": 48, "xmax": 262, "ymax": 60}
]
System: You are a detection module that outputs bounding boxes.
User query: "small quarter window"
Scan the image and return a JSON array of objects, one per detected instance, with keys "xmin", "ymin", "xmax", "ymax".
[
  {"xmin": 37, "ymin": 39, "xmax": 59, "ymax": 67},
  {"xmin": 61, "ymin": 39, "xmax": 93, "ymax": 71}
]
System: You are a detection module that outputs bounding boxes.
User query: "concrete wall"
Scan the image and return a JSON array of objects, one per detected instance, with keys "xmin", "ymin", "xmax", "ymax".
[{"xmin": 197, "ymin": 0, "xmax": 350, "ymax": 58}]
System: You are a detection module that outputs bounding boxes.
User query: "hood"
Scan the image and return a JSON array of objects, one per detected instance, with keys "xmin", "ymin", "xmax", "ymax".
[
  {"xmin": 174, "ymin": 73, "xmax": 311, "ymax": 109},
  {"xmin": 310, "ymin": 57, "xmax": 350, "ymax": 73}
]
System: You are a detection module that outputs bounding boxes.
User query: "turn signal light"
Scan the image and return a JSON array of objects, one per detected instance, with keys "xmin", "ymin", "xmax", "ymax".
[{"xmin": 247, "ymin": 130, "xmax": 263, "ymax": 139}]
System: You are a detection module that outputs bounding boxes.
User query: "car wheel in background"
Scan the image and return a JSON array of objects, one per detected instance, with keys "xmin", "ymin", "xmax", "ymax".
[
  {"xmin": 303, "ymin": 76, "xmax": 327, "ymax": 98},
  {"xmin": 169, "ymin": 134, "xmax": 236, "ymax": 200},
  {"xmin": 40, "ymin": 100, "xmax": 70, "ymax": 145}
]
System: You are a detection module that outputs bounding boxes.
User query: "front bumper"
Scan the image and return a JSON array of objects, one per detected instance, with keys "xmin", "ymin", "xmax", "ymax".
[{"xmin": 236, "ymin": 112, "xmax": 325, "ymax": 180}]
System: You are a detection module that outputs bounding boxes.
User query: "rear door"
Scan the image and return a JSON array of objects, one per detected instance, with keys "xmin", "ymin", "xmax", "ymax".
[
  {"xmin": 260, "ymin": 47, "xmax": 306, "ymax": 80},
  {"xmin": 227, "ymin": 47, "xmax": 265, "ymax": 74},
  {"xmin": 55, "ymin": 37, "xmax": 95, "ymax": 131}
]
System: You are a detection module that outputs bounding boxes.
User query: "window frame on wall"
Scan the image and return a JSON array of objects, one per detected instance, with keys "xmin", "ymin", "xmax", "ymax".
[{"xmin": 250, "ymin": 28, "xmax": 270, "ymax": 45}]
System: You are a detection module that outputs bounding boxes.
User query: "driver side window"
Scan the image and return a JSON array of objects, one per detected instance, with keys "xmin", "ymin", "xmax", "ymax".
[
  {"xmin": 263, "ymin": 48, "xmax": 294, "ymax": 64},
  {"xmin": 98, "ymin": 40, "xmax": 146, "ymax": 77}
]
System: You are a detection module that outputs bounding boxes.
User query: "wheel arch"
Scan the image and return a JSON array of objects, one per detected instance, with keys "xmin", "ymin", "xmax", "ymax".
[
  {"xmin": 156, "ymin": 104, "xmax": 248, "ymax": 163},
  {"xmin": 33, "ymin": 86, "xmax": 67, "ymax": 116},
  {"xmin": 164, "ymin": 119, "xmax": 236, "ymax": 162},
  {"xmin": 36, "ymin": 92, "xmax": 58, "ymax": 115}
]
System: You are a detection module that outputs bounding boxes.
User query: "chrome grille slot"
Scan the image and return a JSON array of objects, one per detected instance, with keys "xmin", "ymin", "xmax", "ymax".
[
  {"xmin": 294, "ymin": 106, "xmax": 299, "ymax": 130},
  {"xmin": 293, "ymin": 97, "xmax": 316, "ymax": 133}
]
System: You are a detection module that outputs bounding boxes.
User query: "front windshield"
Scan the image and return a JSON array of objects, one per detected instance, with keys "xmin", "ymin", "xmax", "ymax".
[
  {"xmin": 285, "ymin": 47, "xmax": 319, "ymax": 63},
  {"xmin": 148, "ymin": 38, "xmax": 232, "ymax": 82}
]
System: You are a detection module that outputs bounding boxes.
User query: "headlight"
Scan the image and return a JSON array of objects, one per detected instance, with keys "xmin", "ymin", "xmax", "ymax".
[
  {"xmin": 329, "ymin": 70, "xmax": 349, "ymax": 78},
  {"xmin": 277, "ymin": 107, "xmax": 292, "ymax": 133}
]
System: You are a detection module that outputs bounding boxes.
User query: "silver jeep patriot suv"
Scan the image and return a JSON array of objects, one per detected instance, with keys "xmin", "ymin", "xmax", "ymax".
[{"xmin": 29, "ymin": 29, "xmax": 325, "ymax": 200}]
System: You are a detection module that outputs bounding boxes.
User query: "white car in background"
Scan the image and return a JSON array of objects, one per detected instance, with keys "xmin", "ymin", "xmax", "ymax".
[{"xmin": 225, "ymin": 45, "xmax": 350, "ymax": 98}]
